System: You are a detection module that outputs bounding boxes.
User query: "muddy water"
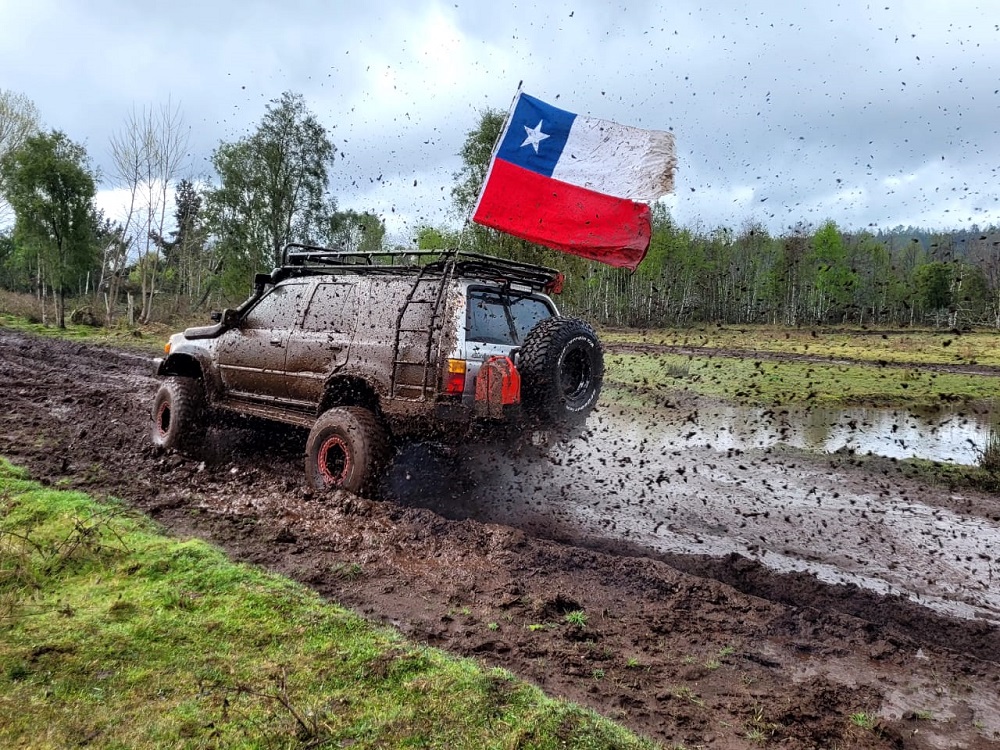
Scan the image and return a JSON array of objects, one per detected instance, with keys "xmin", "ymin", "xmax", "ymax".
[
  {"xmin": 627, "ymin": 402, "xmax": 996, "ymax": 466},
  {"xmin": 392, "ymin": 403, "xmax": 1000, "ymax": 625}
]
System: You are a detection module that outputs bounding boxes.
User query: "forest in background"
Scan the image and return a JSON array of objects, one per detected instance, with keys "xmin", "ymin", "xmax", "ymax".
[
  {"xmin": 549, "ymin": 213, "xmax": 1000, "ymax": 329},
  {"xmin": 2, "ymin": 88, "xmax": 998, "ymax": 330}
]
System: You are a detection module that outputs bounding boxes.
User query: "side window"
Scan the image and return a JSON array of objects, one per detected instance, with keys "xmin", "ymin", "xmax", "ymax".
[
  {"xmin": 508, "ymin": 296, "xmax": 552, "ymax": 342},
  {"xmin": 242, "ymin": 283, "xmax": 308, "ymax": 330},
  {"xmin": 303, "ymin": 283, "xmax": 358, "ymax": 333}
]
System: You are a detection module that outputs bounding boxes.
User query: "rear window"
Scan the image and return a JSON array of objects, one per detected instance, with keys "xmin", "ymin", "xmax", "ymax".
[{"xmin": 466, "ymin": 289, "xmax": 552, "ymax": 345}]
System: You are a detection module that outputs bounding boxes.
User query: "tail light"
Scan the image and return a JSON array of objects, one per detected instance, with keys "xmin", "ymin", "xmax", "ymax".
[
  {"xmin": 444, "ymin": 359, "xmax": 467, "ymax": 394},
  {"xmin": 544, "ymin": 272, "xmax": 565, "ymax": 295}
]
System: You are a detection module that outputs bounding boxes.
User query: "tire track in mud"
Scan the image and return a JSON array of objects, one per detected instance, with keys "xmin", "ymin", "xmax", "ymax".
[
  {"xmin": 2, "ymin": 327, "xmax": 999, "ymax": 749},
  {"xmin": 407, "ymin": 433, "xmax": 1000, "ymax": 661}
]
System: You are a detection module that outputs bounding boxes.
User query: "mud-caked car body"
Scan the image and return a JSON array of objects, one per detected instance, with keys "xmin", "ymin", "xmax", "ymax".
[{"xmin": 151, "ymin": 245, "xmax": 603, "ymax": 495}]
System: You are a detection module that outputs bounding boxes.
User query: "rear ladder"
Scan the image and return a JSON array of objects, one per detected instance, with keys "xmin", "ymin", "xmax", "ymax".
[{"xmin": 389, "ymin": 256, "xmax": 458, "ymax": 401}]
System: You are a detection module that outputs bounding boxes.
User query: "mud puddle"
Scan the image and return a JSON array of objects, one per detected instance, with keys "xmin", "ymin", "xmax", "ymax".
[
  {"xmin": 388, "ymin": 406, "xmax": 1000, "ymax": 625},
  {"xmin": 617, "ymin": 401, "xmax": 994, "ymax": 465}
]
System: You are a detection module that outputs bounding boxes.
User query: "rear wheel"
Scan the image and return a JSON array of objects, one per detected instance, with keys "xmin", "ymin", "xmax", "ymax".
[
  {"xmin": 305, "ymin": 406, "xmax": 391, "ymax": 496},
  {"xmin": 151, "ymin": 377, "xmax": 206, "ymax": 451},
  {"xmin": 518, "ymin": 317, "xmax": 603, "ymax": 425}
]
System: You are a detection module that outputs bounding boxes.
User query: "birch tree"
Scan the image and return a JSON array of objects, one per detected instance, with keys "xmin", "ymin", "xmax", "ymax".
[
  {"xmin": 107, "ymin": 99, "xmax": 189, "ymax": 323},
  {"xmin": 0, "ymin": 90, "xmax": 41, "ymax": 226},
  {"xmin": 204, "ymin": 91, "xmax": 336, "ymax": 300},
  {"xmin": 324, "ymin": 209, "xmax": 385, "ymax": 253}
]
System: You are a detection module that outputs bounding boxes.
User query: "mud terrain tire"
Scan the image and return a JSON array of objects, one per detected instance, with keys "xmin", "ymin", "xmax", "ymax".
[
  {"xmin": 305, "ymin": 406, "xmax": 391, "ymax": 496},
  {"xmin": 151, "ymin": 376, "xmax": 207, "ymax": 452},
  {"xmin": 519, "ymin": 316, "xmax": 603, "ymax": 424}
]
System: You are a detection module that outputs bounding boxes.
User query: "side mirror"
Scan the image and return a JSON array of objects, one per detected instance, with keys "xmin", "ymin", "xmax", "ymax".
[
  {"xmin": 210, "ymin": 310, "xmax": 222, "ymax": 323},
  {"xmin": 222, "ymin": 309, "xmax": 239, "ymax": 327}
]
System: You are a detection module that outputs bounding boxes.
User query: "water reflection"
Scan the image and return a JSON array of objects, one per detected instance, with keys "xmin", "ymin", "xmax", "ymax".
[{"xmin": 646, "ymin": 403, "xmax": 994, "ymax": 465}]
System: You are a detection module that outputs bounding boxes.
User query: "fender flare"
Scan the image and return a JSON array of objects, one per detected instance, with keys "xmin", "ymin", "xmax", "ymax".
[{"xmin": 158, "ymin": 347, "xmax": 223, "ymax": 400}]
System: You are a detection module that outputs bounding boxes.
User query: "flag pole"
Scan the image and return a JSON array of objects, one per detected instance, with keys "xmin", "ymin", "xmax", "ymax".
[{"xmin": 457, "ymin": 82, "xmax": 523, "ymax": 251}]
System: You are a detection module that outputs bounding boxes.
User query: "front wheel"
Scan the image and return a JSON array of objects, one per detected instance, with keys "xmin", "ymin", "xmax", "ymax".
[
  {"xmin": 151, "ymin": 377, "xmax": 207, "ymax": 451},
  {"xmin": 305, "ymin": 407, "xmax": 391, "ymax": 496}
]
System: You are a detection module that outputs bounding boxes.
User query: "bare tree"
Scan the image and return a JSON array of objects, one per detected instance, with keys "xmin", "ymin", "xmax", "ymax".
[
  {"xmin": 0, "ymin": 90, "xmax": 42, "ymax": 226},
  {"xmin": 107, "ymin": 99, "xmax": 189, "ymax": 324}
]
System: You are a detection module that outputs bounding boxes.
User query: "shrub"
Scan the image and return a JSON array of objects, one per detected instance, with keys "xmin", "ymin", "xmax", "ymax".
[
  {"xmin": 977, "ymin": 425, "xmax": 1000, "ymax": 474},
  {"xmin": 0, "ymin": 289, "xmax": 44, "ymax": 323}
]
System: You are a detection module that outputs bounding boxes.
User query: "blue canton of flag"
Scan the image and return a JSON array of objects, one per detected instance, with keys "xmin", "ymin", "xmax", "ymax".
[{"xmin": 495, "ymin": 94, "xmax": 575, "ymax": 178}]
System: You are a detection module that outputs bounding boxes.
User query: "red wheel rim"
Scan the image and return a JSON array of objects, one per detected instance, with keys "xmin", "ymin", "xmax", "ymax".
[
  {"xmin": 318, "ymin": 435, "xmax": 351, "ymax": 485},
  {"xmin": 156, "ymin": 401, "xmax": 171, "ymax": 437}
]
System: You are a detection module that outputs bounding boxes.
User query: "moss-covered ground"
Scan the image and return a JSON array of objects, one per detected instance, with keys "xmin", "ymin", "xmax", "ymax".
[{"xmin": 0, "ymin": 459, "xmax": 655, "ymax": 749}]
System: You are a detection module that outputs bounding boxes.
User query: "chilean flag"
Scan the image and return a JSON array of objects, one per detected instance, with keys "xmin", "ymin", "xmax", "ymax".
[{"xmin": 472, "ymin": 91, "xmax": 676, "ymax": 271}]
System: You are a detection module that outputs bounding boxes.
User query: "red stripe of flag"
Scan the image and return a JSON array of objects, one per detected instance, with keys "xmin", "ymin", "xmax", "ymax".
[{"xmin": 472, "ymin": 158, "xmax": 651, "ymax": 271}]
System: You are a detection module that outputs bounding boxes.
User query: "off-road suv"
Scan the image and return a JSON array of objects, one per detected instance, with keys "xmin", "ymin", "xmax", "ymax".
[{"xmin": 151, "ymin": 244, "xmax": 603, "ymax": 495}]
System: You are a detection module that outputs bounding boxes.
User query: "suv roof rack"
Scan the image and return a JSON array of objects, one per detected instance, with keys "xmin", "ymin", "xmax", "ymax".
[{"xmin": 277, "ymin": 243, "xmax": 565, "ymax": 294}]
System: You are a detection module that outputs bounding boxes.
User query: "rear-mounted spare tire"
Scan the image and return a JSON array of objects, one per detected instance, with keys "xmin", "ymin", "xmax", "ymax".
[
  {"xmin": 305, "ymin": 406, "xmax": 390, "ymax": 497},
  {"xmin": 518, "ymin": 316, "xmax": 603, "ymax": 425}
]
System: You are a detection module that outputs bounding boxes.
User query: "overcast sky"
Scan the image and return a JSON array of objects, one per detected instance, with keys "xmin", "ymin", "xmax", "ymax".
[{"xmin": 3, "ymin": 0, "xmax": 999, "ymax": 244}]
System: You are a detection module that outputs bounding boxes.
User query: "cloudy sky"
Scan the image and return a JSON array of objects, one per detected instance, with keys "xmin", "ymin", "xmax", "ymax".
[{"xmin": 2, "ymin": 0, "xmax": 999, "ymax": 244}]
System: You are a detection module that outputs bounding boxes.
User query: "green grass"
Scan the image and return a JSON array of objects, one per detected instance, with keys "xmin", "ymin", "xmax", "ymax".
[
  {"xmin": 826, "ymin": 452, "xmax": 1000, "ymax": 495},
  {"xmin": 0, "ymin": 458, "xmax": 656, "ymax": 750},
  {"xmin": 602, "ymin": 325, "xmax": 1000, "ymax": 368},
  {"xmin": 4, "ymin": 308, "xmax": 997, "ymax": 409},
  {"xmin": 0, "ymin": 313, "xmax": 168, "ymax": 355},
  {"xmin": 978, "ymin": 424, "xmax": 1000, "ymax": 473},
  {"xmin": 604, "ymin": 351, "xmax": 998, "ymax": 407},
  {"xmin": 849, "ymin": 711, "xmax": 877, "ymax": 730}
]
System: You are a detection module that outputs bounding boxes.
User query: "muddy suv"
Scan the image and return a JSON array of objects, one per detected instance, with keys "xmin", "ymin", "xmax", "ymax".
[{"xmin": 151, "ymin": 244, "xmax": 603, "ymax": 495}]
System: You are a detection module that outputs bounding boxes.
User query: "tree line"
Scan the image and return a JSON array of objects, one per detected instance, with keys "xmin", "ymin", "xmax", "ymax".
[
  {"xmin": 0, "ymin": 90, "xmax": 384, "ymax": 327},
  {"xmin": 1, "ymin": 89, "xmax": 998, "ymax": 330},
  {"xmin": 556, "ymin": 213, "xmax": 1000, "ymax": 329}
]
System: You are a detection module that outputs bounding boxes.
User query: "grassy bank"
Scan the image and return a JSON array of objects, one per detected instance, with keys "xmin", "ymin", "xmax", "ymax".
[
  {"xmin": 604, "ymin": 351, "xmax": 999, "ymax": 407},
  {"xmin": 0, "ymin": 460, "xmax": 655, "ymax": 749},
  {"xmin": 4, "ymin": 311, "xmax": 997, "ymax": 409},
  {"xmin": 602, "ymin": 325, "xmax": 1000, "ymax": 368},
  {"xmin": 0, "ymin": 313, "xmax": 169, "ymax": 355}
]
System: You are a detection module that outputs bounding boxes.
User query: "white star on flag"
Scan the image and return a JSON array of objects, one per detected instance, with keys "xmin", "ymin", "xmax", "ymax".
[{"xmin": 520, "ymin": 120, "xmax": 549, "ymax": 153}]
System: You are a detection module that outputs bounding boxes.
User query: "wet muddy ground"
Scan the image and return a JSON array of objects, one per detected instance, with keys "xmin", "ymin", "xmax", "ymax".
[
  {"xmin": 571, "ymin": 401, "xmax": 997, "ymax": 466},
  {"xmin": 1, "ymin": 327, "xmax": 999, "ymax": 749}
]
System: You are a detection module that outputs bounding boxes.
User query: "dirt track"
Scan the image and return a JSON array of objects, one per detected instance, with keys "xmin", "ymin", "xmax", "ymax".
[{"xmin": 1, "ymin": 327, "xmax": 999, "ymax": 749}]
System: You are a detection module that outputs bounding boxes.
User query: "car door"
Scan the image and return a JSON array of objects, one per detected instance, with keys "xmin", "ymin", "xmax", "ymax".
[
  {"xmin": 215, "ymin": 281, "xmax": 310, "ymax": 399},
  {"xmin": 283, "ymin": 280, "xmax": 359, "ymax": 403}
]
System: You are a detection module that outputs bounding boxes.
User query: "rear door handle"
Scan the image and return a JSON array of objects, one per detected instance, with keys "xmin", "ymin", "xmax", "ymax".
[{"xmin": 270, "ymin": 339, "xmax": 283, "ymax": 348}]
